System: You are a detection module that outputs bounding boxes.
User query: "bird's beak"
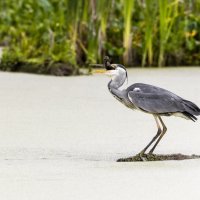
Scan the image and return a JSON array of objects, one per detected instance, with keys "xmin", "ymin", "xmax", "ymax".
[
  {"xmin": 104, "ymin": 70, "xmax": 117, "ymax": 77},
  {"xmin": 90, "ymin": 64, "xmax": 107, "ymax": 74},
  {"xmin": 92, "ymin": 69, "xmax": 107, "ymax": 74},
  {"xmin": 90, "ymin": 64, "xmax": 104, "ymax": 68},
  {"xmin": 92, "ymin": 69, "xmax": 117, "ymax": 77}
]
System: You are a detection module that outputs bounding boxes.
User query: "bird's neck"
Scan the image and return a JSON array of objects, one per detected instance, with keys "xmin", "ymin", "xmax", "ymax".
[
  {"xmin": 108, "ymin": 76, "xmax": 126, "ymax": 97},
  {"xmin": 108, "ymin": 74, "xmax": 126, "ymax": 89}
]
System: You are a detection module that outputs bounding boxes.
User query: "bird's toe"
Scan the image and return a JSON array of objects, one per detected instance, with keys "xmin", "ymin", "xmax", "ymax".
[{"xmin": 139, "ymin": 153, "xmax": 147, "ymax": 161}]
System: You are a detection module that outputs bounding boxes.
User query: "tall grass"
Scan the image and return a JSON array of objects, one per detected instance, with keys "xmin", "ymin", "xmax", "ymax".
[
  {"xmin": 142, "ymin": 0, "xmax": 157, "ymax": 67},
  {"xmin": 97, "ymin": 0, "xmax": 112, "ymax": 59},
  {"xmin": 0, "ymin": 0, "xmax": 199, "ymax": 74},
  {"xmin": 158, "ymin": 0, "xmax": 179, "ymax": 67},
  {"xmin": 123, "ymin": 0, "xmax": 134, "ymax": 65}
]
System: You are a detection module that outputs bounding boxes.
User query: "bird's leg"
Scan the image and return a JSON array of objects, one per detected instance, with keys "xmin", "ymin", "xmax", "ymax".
[
  {"xmin": 139, "ymin": 115, "xmax": 162, "ymax": 160},
  {"xmin": 149, "ymin": 116, "xmax": 167, "ymax": 154}
]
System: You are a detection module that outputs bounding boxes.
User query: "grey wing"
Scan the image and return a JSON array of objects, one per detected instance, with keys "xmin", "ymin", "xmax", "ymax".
[{"xmin": 128, "ymin": 91, "xmax": 184, "ymax": 114}]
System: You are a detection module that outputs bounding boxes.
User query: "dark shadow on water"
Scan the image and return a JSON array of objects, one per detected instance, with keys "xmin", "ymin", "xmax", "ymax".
[{"xmin": 117, "ymin": 153, "xmax": 200, "ymax": 162}]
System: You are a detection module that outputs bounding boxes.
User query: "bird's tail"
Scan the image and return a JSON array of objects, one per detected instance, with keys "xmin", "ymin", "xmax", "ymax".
[
  {"xmin": 182, "ymin": 99, "xmax": 200, "ymax": 122},
  {"xmin": 183, "ymin": 112, "xmax": 197, "ymax": 122}
]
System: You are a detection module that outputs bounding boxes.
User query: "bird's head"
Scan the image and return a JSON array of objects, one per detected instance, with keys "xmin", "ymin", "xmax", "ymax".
[
  {"xmin": 92, "ymin": 56, "xmax": 128, "ymax": 82},
  {"xmin": 105, "ymin": 63, "xmax": 127, "ymax": 81},
  {"xmin": 103, "ymin": 56, "xmax": 128, "ymax": 84}
]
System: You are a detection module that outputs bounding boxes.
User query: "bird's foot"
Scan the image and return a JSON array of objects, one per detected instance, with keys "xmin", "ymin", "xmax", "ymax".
[
  {"xmin": 138, "ymin": 152, "xmax": 147, "ymax": 161},
  {"xmin": 145, "ymin": 153, "xmax": 160, "ymax": 161}
]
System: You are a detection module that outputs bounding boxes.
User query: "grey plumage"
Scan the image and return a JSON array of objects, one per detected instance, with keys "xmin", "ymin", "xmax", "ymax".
[
  {"xmin": 127, "ymin": 83, "xmax": 200, "ymax": 121},
  {"xmin": 103, "ymin": 57, "xmax": 200, "ymax": 158}
]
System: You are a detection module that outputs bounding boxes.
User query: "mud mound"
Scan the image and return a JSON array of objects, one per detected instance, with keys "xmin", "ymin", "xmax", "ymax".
[{"xmin": 117, "ymin": 153, "xmax": 200, "ymax": 162}]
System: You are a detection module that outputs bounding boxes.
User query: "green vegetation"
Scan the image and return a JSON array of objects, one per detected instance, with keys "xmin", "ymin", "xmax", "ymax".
[{"xmin": 0, "ymin": 0, "xmax": 199, "ymax": 75}]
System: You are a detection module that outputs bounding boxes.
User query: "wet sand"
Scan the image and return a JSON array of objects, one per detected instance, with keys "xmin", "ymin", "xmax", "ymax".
[{"xmin": 0, "ymin": 68, "xmax": 200, "ymax": 199}]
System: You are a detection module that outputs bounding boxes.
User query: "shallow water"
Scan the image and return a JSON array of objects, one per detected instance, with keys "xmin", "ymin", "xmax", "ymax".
[{"xmin": 0, "ymin": 68, "xmax": 200, "ymax": 200}]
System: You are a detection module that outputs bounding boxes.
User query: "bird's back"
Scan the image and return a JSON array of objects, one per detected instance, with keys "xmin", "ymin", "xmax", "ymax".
[
  {"xmin": 127, "ymin": 83, "xmax": 179, "ymax": 98},
  {"xmin": 127, "ymin": 83, "xmax": 200, "ymax": 121}
]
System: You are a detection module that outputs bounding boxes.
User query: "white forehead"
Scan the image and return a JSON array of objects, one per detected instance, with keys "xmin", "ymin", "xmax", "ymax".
[
  {"xmin": 110, "ymin": 67, "xmax": 126, "ymax": 81},
  {"xmin": 114, "ymin": 67, "xmax": 126, "ymax": 79},
  {"xmin": 116, "ymin": 66, "xmax": 126, "ymax": 73}
]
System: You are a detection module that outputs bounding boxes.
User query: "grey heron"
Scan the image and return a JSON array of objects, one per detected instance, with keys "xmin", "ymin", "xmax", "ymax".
[{"xmin": 94, "ymin": 56, "xmax": 200, "ymax": 159}]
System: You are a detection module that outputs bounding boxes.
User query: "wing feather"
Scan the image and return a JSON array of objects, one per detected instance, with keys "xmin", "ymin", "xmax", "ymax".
[{"xmin": 128, "ymin": 84, "xmax": 185, "ymax": 113}]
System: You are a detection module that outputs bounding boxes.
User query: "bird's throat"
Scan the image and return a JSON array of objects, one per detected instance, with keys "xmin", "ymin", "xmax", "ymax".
[{"xmin": 108, "ymin": 80, "xmax": 126, "ymax": 99}]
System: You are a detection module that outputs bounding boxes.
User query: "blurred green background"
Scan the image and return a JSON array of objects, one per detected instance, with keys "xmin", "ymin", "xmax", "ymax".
[{"xmin": 0, "ymin": 0, "xmax": 199, "ymax": 75}]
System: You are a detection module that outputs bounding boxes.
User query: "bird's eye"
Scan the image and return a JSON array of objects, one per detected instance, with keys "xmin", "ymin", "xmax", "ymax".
[
  {"xmin": 107, "ymin": 67, "xmax": 115, "ymax": 70},
  {"xmin": 106, "ymin": 64, "xmax": 116, "ymax": 70}
]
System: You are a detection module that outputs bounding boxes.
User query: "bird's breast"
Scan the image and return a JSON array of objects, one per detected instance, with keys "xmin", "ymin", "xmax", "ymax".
[{"xmin": 111, "ymin": 93, "xmax": 136, "ymax": 109}]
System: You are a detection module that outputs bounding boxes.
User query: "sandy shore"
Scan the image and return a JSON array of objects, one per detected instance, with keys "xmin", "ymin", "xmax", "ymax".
[{"xmin": 0, "ymin": 68, "xmax": 200, "ymax": 200}]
